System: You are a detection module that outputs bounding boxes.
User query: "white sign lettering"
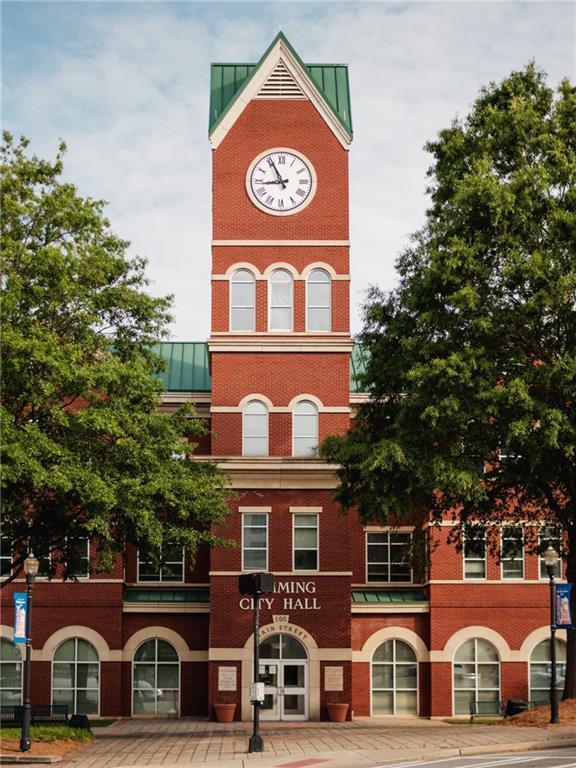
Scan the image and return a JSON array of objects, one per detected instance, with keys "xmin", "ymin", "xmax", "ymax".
[{"xmin": 239, "ymin": 581, "xmax": 320, "ymax": 611}]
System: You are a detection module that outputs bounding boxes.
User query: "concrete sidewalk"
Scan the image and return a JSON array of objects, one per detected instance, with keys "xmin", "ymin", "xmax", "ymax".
[{"xmin": 57, "ymin": 718, "xmax": 576, "ymax": 768}]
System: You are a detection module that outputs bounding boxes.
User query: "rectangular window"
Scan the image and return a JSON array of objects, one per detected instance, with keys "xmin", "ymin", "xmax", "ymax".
[
  {"xmin": 0, "ymin": 535, "xmax": 12, "ymax": 576},
  {"xmin": 539, "ymin": 526, "xmax": 562, "ymax": 579},
  {"xmin": 366, "ymin": 532, "xmax": 412, "ymax": 583},
  {"xmin": 464, "ymin": 527, "xmax": 486, "ymax": 579},
  {"xmin": 67, "ymin": 538, "xmax": 90, "ymax": 579},
  {"xmin": 293, "ymin": 514, "xmax": 318, "ymax": 571},
  {"xmin": 242, "ymin": 514, "xmax": 268, "ymax": 571},
  {"xmin": 138, "ymin": 543, "xmax": 184, "ymax": 582},
  {"xmin": 501, "ymin": 526, "xmax": 524, "ymax": 579}
]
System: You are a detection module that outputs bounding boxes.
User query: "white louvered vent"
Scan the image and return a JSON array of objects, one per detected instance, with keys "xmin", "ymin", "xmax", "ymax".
[{"xmin": 256, "ymin": 59, "xmax": 307, "ymax": 99}]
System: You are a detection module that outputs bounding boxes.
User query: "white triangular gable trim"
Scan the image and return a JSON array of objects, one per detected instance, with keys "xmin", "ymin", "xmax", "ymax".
[{"xmin": 210, "ymin": 38, "xmax": 351, "ymax": 150}]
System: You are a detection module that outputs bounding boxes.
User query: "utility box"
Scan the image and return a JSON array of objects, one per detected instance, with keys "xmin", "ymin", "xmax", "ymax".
[{"xmin": 250, "ymin": 682, "xmax": 265, "ymax": 703}]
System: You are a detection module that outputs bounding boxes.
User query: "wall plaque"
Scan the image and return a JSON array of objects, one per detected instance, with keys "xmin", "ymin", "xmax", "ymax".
[
  {"xmin": 218, "ymin": 666, "xmax": 237, "ymax": 692},
  {"xmin": 324, "ymin": 666, "xmax": 344, "ymax": 692}
]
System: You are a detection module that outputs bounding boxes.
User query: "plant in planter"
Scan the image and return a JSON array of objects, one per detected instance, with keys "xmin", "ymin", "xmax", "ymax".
[{"xmin": 214, "ymin": 702, "xmax": 236, "ymax": 722}]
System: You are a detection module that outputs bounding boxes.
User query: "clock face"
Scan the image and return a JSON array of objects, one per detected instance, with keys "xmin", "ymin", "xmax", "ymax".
[{"xmin": 246, "ymin": 148, "xmax": 316, "ymax": 216}]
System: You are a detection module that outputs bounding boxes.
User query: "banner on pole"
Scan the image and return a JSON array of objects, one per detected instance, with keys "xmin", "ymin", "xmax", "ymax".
[
  {"xmin": 13, "ymin": 593, "xmax": 27, "ymax": 643},
  {"xmin": 555, "ymin": 583, "xmax": 573, "ymax": 629}
]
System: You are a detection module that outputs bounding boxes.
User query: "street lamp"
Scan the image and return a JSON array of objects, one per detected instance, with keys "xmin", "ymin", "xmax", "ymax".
[
  {"xmin": 543, "ymin": 546, "xmax": 560, "ymax": 725},
  {"xmin": 20, "ymin": 552, "xmax": 39, "ymax": 752}
]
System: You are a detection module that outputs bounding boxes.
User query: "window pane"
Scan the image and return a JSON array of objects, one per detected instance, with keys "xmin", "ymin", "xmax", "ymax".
[
  {"xmin": 367, "ymin": 545, "xmax": 388, "ymax": 563},
  {"xmin": 307, "ymin": 307, "xmax": 330, "ymax": 331},
  {"xmin": 396, "ymin": 690, "xmax": 417, "ymax": 715},
  {"xmin": 373, "ymin": 642, "xmax": 393, "ymax": 662},
  {"xmin": 281, "ymin": 636, "xmax": 307, "ymax": 659},
  {"xmin": 76, "ymin": 689, "xmax": 99, "ymax": 715},
  {"xmin": 244, "ymin": 436, "xmax": 268, "ymax": 456},
  {"xmin": 372, "ymin": 665, "xmax": 393, "ymax": 689},
  {"xmin": 454, "ymin": 663, "xmax": 476, "ymax": 688},
  {"xmin": 454, "ymin": 690, "xmax": 473, "ymax": 715},
  {"xmin": 54, "ymin": 640, "xmax": 76, "ymax": 662},
  {"xmin": 53, "ymin": 663, "xmax": 75, "ymax": 688},
  {"xmin": 270, "ymin": 307, "xmax": 291, "ymax": 330},
  {"xmin": 157, "ymin": 689, "xmax": 178, "ymax": 714},
  {"xmin": 1, "ymin": 665, "xmax": 22, "ymax": 687},
  {"xmin": 395, "ymin": 665, "xmax": 417, "ymax": 689},
  {"xmin": 502, "ymin": 559, "xmax": 523, "ymax": 579},
  {"xmin": 134, "ymin": 640, "xmax": 157, "ymax": 662},
  {"xmin": 244, "ymin": 529, "xmax": 267, "ymax": 549},
  {"xmin": 477, "ymin": 665, "xmax": 499, "ymax": 688},
  {"xmin": 77, "ymin": 664, "xmax": 99, "ymax": 688},
  {"xmin": 294, "ymin": 550, "xmax": 317, "ymax": 570},
  {"xmin": 77, "ymin": 641, "xmax": 98, "ymax": 662},
  {"xmin": 395, "ymin": 642, "xmax": 417, "ymax": 663},
  {"xmin": 294, "ymin": 414, "xmax": 317, "ymax": 437},
  {"xmin": 231, "ymin": 282, "xmax": 254, "ymax": 307},
  {"xmin": 0, "ymin": 690, "xmax": 21, "ymax": 706},
  {"xmin": 455, "ymin": 640, "xmax": 475, "ymax": 662},
  {"xmin": 390, "ymin": 564, "xmax": 412, "ymax": 582},
  {"xmin": 244, "ymin": 413, "xmax": 267, "ymax": 437},
  {"xmin": 477, "ymin": 640, "xmax": 498, "ymax": 662},
  {"xmin": 231, "ymin": 307, "xmax": 254, "ymax": 331},
  {"xmin": 157, "ymin": 641, "xmax": 178, "ymax": 662},
  {"xmin": 294, "ymin": 437, "xmax": 317, "ymax": 456},
  {"xmin": 53, "ymin": 689, "xmax": 74, "ymax": 710},
  {"xmin": 259, "ymin": 637, "xmax": 281, "ymax": 659},
  {"xmin": 367, "ymin": 564, "xmax": 389, "ymax": 581},
  {"xmin": 308, "ymin": 281, "xmax": 330, "ymax": 305},
  {"xmin": 244, "ymin": 550, "xmax": 266, "ymax": 570},
  {"xmin": 465, "ymin": 560, "xmax": 486, "ymax": 578},
  {"xmin": 272, "ymin": 283, "xmax": 292, "ymax": 305},
  {"xmin": 295, "ymin": 529, "xmax": 317, "ymax": 549},
  {"xmin": 373, "ymin": 691, "xmax": 393, "ymax": 714},
  {"xmin": 0, "ymin": 640, "xmax": 21, "ymax": 662},
  {"xmin": 157, "ymin": 665, "xmax": 179, "ymax": 688},
  {"xmin": 134, "ymin": 666, "xmax": 156, "ymax": 688}
]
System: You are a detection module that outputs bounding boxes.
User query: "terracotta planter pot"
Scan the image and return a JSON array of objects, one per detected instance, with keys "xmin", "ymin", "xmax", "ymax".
[
  {"xmin": 214, "ymin": 703, "xmax": 236, "ymax": 722},
  {"xmin": 327, "ymin": 702, "xmax": 349, "ymax": 722}
]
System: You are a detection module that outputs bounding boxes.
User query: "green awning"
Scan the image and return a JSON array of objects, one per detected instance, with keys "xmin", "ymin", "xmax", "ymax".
[
  {"xmin": 352, "ymin": 589, "xmax": 428, "ymax": 604},
  {"xmin": 124, "ymin": 588, "xmax": 210, "ymax": 603}
]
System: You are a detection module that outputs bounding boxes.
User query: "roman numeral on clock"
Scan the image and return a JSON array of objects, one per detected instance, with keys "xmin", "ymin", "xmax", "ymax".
[
  {"xmin": 266, "ymin": 195, "xmax": 274, "ymax": 205},
  {"xmin": 277, "ymin": 199, "xmax": 285, "ymax": 209},
  {"xmin": 296, "ymin": 188, "xmax": 306, "ymax": 197}
]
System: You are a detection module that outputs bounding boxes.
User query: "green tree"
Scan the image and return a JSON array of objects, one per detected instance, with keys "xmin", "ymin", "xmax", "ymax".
[
  {"xmin": 322, "ymin": 66, "xmax": 576, "ymax": 699},
  {"xmin": 1, "ymin": 133, "xmax": 231, "ymax": 582}
]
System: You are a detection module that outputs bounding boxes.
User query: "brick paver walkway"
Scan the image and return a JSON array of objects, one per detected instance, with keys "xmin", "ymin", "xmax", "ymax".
[{"xmin": 57, "ymin": 718, "xmax": 576, "ymax": 768}]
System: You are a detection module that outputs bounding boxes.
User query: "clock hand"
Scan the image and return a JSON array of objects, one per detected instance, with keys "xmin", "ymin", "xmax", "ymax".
[{"xmin": 267, "ymin": 158, "xmax": 287, "ymax": 189}]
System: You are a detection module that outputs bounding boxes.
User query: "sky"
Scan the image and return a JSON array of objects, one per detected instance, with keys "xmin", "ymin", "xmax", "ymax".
[{"xmin": 3, "ymin": 0, "xmax": 575, "ymax": 341}]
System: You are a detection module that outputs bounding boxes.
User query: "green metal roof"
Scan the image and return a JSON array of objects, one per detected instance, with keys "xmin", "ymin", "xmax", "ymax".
[
  {"xmin": 124, "ymin": 588, "xmax": 210, "ymax": 603},
  {"xmin": 352, "ymin": 589, "xmax": 429, "ymax": 604},
  {"xmin": 155, "ymin": 342, "xmax": 211, "ymax": 392},
  {"xmin": 209, "ymin": 32, "xmax": 352, "ymax": 138},
  {"xmin": 157, "ymin": 342, "xmax": 366, "ymax": 394}
]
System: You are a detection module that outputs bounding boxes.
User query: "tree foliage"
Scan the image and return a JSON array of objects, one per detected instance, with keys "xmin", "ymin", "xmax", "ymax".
[
  {"xmin": 322, "ymin": 65, "xmax": 576, "ymax": 695},
  {"xmin": 1, "ymin": 133, "xmax": 231, "ymax": 582}
]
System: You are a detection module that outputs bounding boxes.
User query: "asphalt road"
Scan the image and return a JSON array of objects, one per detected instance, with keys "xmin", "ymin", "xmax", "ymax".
[{"xmin": 376, "ymin": 748, "xmax": 576, "ymax": 768}]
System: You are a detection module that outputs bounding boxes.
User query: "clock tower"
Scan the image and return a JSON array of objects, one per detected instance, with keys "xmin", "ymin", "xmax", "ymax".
[{"xmin": 207, "ymin": 33, "xmax": 353, "ymax": 721}]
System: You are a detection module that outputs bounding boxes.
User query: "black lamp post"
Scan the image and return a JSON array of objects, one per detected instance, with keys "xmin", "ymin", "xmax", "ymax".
[
  {"xmin": 543, "ymin": 546, "xmax": 560, "ymax": 725},
  {"xmin": 20, "ymin": 552, "xmax": 39, "ymax": 752},
  {"xmin": 239, "ymin": 572, "xmax": 274, "ymax": 754}
]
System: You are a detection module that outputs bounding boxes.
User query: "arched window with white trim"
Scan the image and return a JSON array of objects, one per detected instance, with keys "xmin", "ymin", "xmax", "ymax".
[
  {"xmin": 453, "ymin": 638, "xmax": 500, "ymax": 715},
  {"xmin": 269, "ymin": 269, "xmax": 293, "ymax": 331},
  {"xmin": 306, "ymin": 269, "xmax": 331, "ymax": 331},
  {"xmin": 0, "ymin": 638, "xmax": 22, "ymax": 706},
  {"xmin": 293, "ymin": 401, "xmax": 318, "ymax": 457},
  {"xmin": 372, "ymin": 639, "xmax": 418, "ymax": 715},
  {"xmin": 243, "ymin": 400, "xmax": 268, "ymax": 456},
  {"xmin": 530, "ymin": 639, "xmax": 566, "ymax": 705},
  {"xmin": 231, "ymin": 269, "xmax": 255, "ymax": 331},
  {"xmin": 133, "ymin": 638, "xmax": 180, "ymax": 716},
  {"xmin": 52, "ymin": 638, "xmax": 100, "ymax": 715}
]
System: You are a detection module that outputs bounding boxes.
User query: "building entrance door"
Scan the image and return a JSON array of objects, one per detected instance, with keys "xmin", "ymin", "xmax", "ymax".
[{"xmin": 258, "ymin": 634, "xmax": 308, "ymax": 721}]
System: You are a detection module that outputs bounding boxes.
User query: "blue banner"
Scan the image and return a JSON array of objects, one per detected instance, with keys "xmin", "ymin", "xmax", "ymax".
[
  {"xmin": 555, "ymin": 583, "xmax": 574, "ymax": 629},
  {"xmin": 13, "ymin": 593, "xmax": 27, "ymax": 643}
]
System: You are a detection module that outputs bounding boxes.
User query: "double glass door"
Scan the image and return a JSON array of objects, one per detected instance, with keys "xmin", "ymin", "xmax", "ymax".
[{"xmin": 259, "ymin": 659, "xmax": 307, "ymax": 721}]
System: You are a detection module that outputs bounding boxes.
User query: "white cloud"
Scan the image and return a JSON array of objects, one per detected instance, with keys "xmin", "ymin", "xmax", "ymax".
[{"xmin": 4, "ymin": 1, "xmax": 574, "ymax": 339}]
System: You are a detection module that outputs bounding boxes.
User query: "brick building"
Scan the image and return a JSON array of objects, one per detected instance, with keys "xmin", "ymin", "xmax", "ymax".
[{"xmin": 0, "ymin": 33, "xmax": 567, "ymax": 722}]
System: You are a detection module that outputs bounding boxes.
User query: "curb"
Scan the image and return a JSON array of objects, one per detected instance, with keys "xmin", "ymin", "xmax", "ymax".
[{"xmin": 0, "ymin": 758, "xmax": 61, "ymax": 765}]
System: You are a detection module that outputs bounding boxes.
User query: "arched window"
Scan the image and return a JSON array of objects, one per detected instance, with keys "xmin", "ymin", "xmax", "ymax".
[
  {"xmin": 453, "ymin": 638, "xmax": 500, "ymax": 715},
  {"xmin": 53, "ymin": 638, "xmax": 99, "ymax": 715},
  {"xmin": 243, "ymin": 400, "xmax": 268, "ymax": 456},
  {"xmin": 293, "ymin": 401, "xmax": 318, "ymax": 456},
  {"xmin": 133, "ymin": 639, "xmax": 180, "ymax": 716},
  {"xmin": 372, "ymin": 639, "xmax": 418, "ymax": 715},
  {"xmin": 306, "ymin": 269, "xmax": 331, "ymax": 331},
  {"xmin": 269, "ymin": 269, "xmax": 293, "ymax": 331},
  {"xmin": 0, "ymin": 638, "xmax": 22, "ymax": 706},
  {"xmin": 230, "ymin": 269, "xmax": 255, "ymax": 331},
  {"xmin": 530, "ymin": 639, "xmax": 566, "ymax": 705}
]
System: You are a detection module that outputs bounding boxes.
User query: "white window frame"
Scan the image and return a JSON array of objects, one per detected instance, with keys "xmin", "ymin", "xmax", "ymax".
[
  {"xmin": 292, "ymin": 513, "xmax": 319, "ymax": 572},
  {"xmin": 242, "ymin": 400, "xmax": 269, "ymax": 457},
  {"xmin": 371, "ymin": 639, "xmax": 419, "ymax": 716},
  {"xmin": 132, "ymin": 638, "xmax": 180, "ymax": 717},
  {"xmin": 501, "ymin": 525, "xmax": 524, "ymax": 580},
  {"xmin": 292, "ymin": 400, "xmax": 318, "ymax": 457},
  {"xmin": 137, "ymin": 545, "xmax": 185, "ymax": 583},
  {"xmin": 268, "ymin": 269, "xmax": 293, "ymax": 332},
  {"xmin": 539, "ymin": 525, "xmax": 562, "ymax": 580},
  {"xmin": 463, "ymin": 527, "xmax": 486, "ymax": 580},
  {"xmin": 529, "ymin": 639, "xmax": 567, "ymax": 705},
  {"xmin": 52, "ymin": 638, "xmax": 100, "ymax": 716},
  {"xmin": 242, "ymin": 512, "xmax": 269, "ymax": 571},
  {"xmin": 66, "ymin": 537, "xmax": 90, "ymax": 579},
  {"xmin": 230, "ymin": 268, "xmax": 255, "ymax": 332},
  {"xmin": 365, "ymin": 530, "xmax": 413, "ymax": 583},
  {"xmin": 453, "ymin": 638, "xmax": 500, "ymax": 716},
  {"xmin": 306, "ymin": 269, "xmax": 331, "ymax": 332}
]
